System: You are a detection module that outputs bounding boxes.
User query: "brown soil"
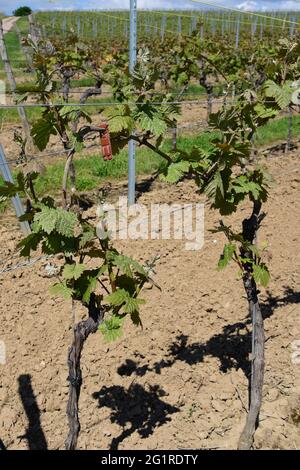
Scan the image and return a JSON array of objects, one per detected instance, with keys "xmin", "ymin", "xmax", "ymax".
[
  {"xmin": 0, "ymin": 149, "xmax": 299, "ymax": 450},
  {"xmin": 2, "ymin": 17, "xmax": 18, "ymax": 34}
]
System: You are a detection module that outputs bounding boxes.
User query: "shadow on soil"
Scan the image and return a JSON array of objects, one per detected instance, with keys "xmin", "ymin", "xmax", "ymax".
[
  {"xmin": 92, "ymin": 287, "xmax": 299, "ymax": 449},
  {"xmin": 18, "ymin": 374, "xmax": 48, "ymax": 450},
  {"xmin": 117, "ymin": 287, "xmax": 300, "ymax": 379},
  {"xmin": 92, "ymin": 383, "xmax": 178, "ymax": 450}
]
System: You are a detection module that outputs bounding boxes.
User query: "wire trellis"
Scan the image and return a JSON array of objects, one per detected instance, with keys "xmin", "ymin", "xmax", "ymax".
[{"xmin": 0, "ymin": 163, "xmax": 299, "ymax": 276}]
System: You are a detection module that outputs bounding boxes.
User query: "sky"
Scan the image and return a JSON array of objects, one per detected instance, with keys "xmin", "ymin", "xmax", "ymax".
[{"xmin": 1, "ymin": 0, "xmax": 300, "ymax": 15}]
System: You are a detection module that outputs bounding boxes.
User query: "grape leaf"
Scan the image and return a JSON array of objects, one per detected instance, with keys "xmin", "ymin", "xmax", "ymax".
[
  {"xmin": 50, "ymin": 282, "xmax": 74, "ymax": 300},
  {"xmin": 99, "ymin": 315, "xmax": 123, "ymax": 342},
  {"xmin": 218, "ymin": 243, "xmax": 236, "ymax": 270},
  {"xmin": 63, "ymin": 263, "xmax": 86, "ymax": 281},
  {"xmin": 252, "ymin": 263, "xmax": 270, "ymax": 288}
]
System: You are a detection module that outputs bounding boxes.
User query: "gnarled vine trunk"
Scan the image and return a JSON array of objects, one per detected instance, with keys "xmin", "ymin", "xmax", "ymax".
[
  {"xmin": 238, "ymin": 201, "xmax": 265, "ymax": 450},
  {"xmin": 65, "ymin": 294, "xmax": 104, "ymax": 450},
  {"xmin": 238, "ymin": 275, "xmax": 265, "ymax": 449}
]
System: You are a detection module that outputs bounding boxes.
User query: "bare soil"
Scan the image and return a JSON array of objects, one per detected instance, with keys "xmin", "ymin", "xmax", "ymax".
[
  {"xmin": 0, "ymin": 148, "xmax": 299, "ymax": 450},
  {"xmin": 2, "ymin": 17, "xmax": 18, "ymax": 35}
]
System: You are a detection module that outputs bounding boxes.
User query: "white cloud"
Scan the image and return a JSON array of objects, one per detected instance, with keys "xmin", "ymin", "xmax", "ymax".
[{"xmin": 237, "ymin": 1, "xmax": 259, "ymax": 11}]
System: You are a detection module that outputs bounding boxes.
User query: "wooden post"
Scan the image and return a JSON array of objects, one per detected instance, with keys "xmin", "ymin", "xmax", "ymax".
[
  {"xmin": 172, "ymin": 120, "xmax": 177, "ymax": 152},
  {"xmin": 28, "ymin": 14, "xmax": 41, "ymax": 43},
  {"xmin": 161, "ymin": 15, "xmax": 166, "ymax": 41},
  {"xmin": 14, "ymin": 23, "xmax": 34, "ymax": 72},
  {"xmin": 0, "ymin": 20, "xmax": 33, "ymax": 148},
  {"xmin": 286, "ymin": 106, "xmax": 293, "ymax": 153},
  {"xmin": 0, "ymin": 144, "xmax": 31, "ymax": 235}
]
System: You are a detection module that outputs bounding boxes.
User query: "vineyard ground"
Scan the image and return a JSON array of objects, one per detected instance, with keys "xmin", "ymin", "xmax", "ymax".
[
  {"xmin": 0, "ymin": 147, "xmax": 299, "ymax": 450},
  {"xmin": 1, "ymin": 17, "xmax": 18, "ymax": 34}
]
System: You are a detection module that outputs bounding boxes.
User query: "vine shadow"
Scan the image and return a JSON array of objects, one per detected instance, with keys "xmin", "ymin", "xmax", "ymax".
[
  {"xmin": 135, "ymin": 174, "xmax": 160, "ymax": 200},
  {"xmin": 119, "ymin": 322, "xmax": 252, "ymax": 379},
  {"xmin": 261, "ymin": 287, "xmax": 300, "ymax": 319},
  {"xmin": 0, "ymin": 439, "xmax": 6, "ymax": 450},
  {"xmin": 92, "ymin": 383, "xmax": 178, "ymax": 450},
  {"xmin": 117, "ymin": 286, "xmax": 300, "ymax": 381},
  {"xmin": 18, "ymin": 374, "xmax": 48, "ymax": 450}
]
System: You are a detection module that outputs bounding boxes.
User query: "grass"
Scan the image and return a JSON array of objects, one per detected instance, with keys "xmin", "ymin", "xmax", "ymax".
[
  {"xmin": 15, "ymin": 76, "xmax": 102, "ymax": 94},
  {"xmin": 0, "ymin": 115, "xmax": 299, "ymax": 208},
  {"xmin": 0, "ymin": 16, "xmax": 29, "ymax": 81},
  {"xmin": 0, "ymin": 96, "xmax": 117, "ymax": 124},
  {"xmin": 0, "ymin": 29, "xmax": 26, "ymax": 71},
  {"xmin": 255, "ymin": 114, "xmax": 300, "ymax": 146},
  {"xmin": 0, "ymin": 133, "xmax": 216, "ymax": 211},
  {"xmin": 35, "ymin": 147, "xmax": 165, "ymax": 194},
  {"xmin": 35, "ymin": 133, "xmax": 217, "ymax": 193},
  {"xmin": 0, "ymin": 106, "xmax": 42, "ymax": 124}
]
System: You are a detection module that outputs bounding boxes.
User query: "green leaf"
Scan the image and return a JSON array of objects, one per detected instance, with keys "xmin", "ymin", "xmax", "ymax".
[
  {"xmin": 17, "ymin": 232, "xmax": 42, "ymax": 257},
  {"xmin": 41, "ymin": 196, "xmax": 55, "ymax": 208},
  {"xmin": 0, "ymin": 181, "xmax": 19, "ymax": 198},
  {"xmin": 31, "ymin": 116, "xmax": 57, "ymax": 151},
  {"xmin": 42, "ymin": 234, "xmax": 77, "ymax": 257},
  {"xmin": 55, "ymin": 209, "xmax": 77, "ymax": 238},
  {"xmin": 59, "ymin": 106, "xmax": 91, "ymax": 123},
  {"xmin": 252, "ymin": 263, "xmax": 270, "ymax": 288},
  {"xmin": 103, "ymin": 105, "xmax": 133, "ymax": 133},
  {"xmin": 263, "ymin": 80, "xmax": 292, "ymax": 109},
  {"xmin": 79, "ymin": 225, "xmax": 95, "ymax": 249},
  {"xmin": 97, "ymin": 264, "xmax": 108, "ymax": 277},
  {"xmin": 254, "ymin": 103, "xmax": 277, "ymax": 119},
  {"xmin": 139, "ymin": 111, "xmax": 167, "ymax": 137},
  {"xmin": 16, "ymin": 172, "xmax": 26, "ymax": 192},
  {"xmin": 123, "ymin": 297, "xmax": 145, "ymax": 314},
  {"xmin": 99, "ymin": 315, "xmax": 123, "ymax": 342},
  {"xmin": 160, "ymin": 161, "xmax": 190, "ymax": 184},
  {"xmin": 130, "ymin": 309, "xmax": 142, "ymax": 327},
  {"xmin": 215, "ymin": 171, "xmax": 224, "ymax": 198},
  {"xmin": 63, "ymin": 263, "xmax": 86, "ymax": 281},
  {"xmin": 72, "ymin": 268, "xmax": 101, "ymax": 304},
  {"xmin": 218, "ymin": 243, "xmax": 236, "ymax": 270},
  {"xmin": 104, "ymin": 288, "xmax": 129, "ymax": 307},
  {"xmin": 82, "ymin": 275, "xmax": 98, "ymax": 303},
  {"xmin": 50, "ymin": 282, "xmax": 74, "ymax": 300},
  {"xmin": 232, "ymin": 176, "xmax": 263, "ymax": 201},
  {"xmin": 34, "ymin": 206, "xmax": 57, "ymax": 234},
  {"xmin": 108, "ymin": 252, "xmax": 147, "ymax": 278}
]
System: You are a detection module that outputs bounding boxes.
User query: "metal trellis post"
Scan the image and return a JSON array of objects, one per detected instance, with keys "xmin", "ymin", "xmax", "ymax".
[
  {"xmin": 128, "ymin": 0, "xmax": 137, "ymax": 206},
  {"xmin": 0, "ymin": 144, "xmax": 31, "ymax": 235}
]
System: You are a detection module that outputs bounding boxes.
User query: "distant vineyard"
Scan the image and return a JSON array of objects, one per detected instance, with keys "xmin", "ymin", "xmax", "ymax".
[{"xmin": 35, "ymin": 9, "xmax": 300, "ymax": 43}]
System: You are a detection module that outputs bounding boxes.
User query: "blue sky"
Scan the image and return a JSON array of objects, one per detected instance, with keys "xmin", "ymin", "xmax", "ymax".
[{"xmin": 1, "ymin": 0, "xmax": 300, "ymax": 15}]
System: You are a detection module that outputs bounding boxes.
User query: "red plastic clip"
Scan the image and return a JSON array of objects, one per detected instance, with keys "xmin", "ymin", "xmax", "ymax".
[{"xmin": 99, "ymin": 122, "xmax": 113, "ymax": 161}]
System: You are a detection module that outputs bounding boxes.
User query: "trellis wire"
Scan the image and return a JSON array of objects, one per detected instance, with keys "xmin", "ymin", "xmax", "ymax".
[
  {"xmin": 0, "ymin": 160, "xmax": 298, "ymax": 276},
  {"xmin": 0, "ymin": 97, "xmax": 235, "ymax": 108},
  {"xmin": 0, "ymin": 255, "xmax": 52, "ymax": 275},
  {"xmin": 0, "ymin": 107, "xmax": 298, "ymax": 268}
]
